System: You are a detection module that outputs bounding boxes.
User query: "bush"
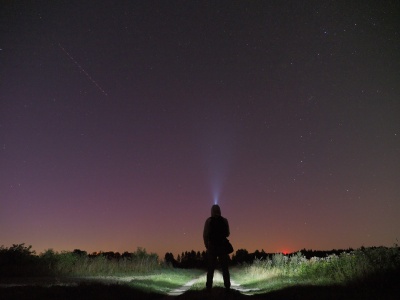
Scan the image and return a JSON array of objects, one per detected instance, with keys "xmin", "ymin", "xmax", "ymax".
[
  {"xmin": 0, "ymin": 243, "xmax": 39, "ymax": 277},
  {"xmin": 272, "ymin": 253, "xmax": 287, "ymax": 269}
]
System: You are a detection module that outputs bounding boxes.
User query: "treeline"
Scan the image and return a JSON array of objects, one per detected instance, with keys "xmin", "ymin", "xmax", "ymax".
[
  {"xmin": 71, "ymin": 248, "xmax": 158, "ymax": 260},
  {"xmin": 0, "ymin": 244, "xmax": 159, "ymax": 277},
  {"xmin": 164, "ymin": 248, "xmax": 355, "ymax": 269}
]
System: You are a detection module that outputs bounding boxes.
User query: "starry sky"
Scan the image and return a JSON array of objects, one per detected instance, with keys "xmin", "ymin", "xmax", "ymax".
[{"xmin": 1, "ymin": 1, "xmax": 399, "ymax": 258}]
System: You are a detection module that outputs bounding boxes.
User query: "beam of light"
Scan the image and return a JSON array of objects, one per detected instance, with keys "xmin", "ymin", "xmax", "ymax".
[
  {"xmin": 214, "ymin": 195, "xmax": 219, "ymax": 204},
  {"xmin": 200, "ymin": 113, "xmax": 237, "ymax": 207},
  {"xmin": 209, "ymin": 152, "xmax": 227, "ymax": 206},
  {"xmin": 213, "ymin": 187, "xmax": 219, "ymax": 205},
  {"xmin": 58, "ymin": 43, "xmax": 108, "ymax": 96}
]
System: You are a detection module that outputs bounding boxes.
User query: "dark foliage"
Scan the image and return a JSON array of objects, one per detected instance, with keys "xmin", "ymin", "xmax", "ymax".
[
  {"xmin": 164, "ymin": 247, "xmax": 356, "ymax": 269},
  {"xmin": 0, "ymin": 244, "xmax": 158, "ymax": 277},
  {"xmin": 165, "ymin": 250, "xmax": 208, "ymax": 269},
  {"xmin": 0, "ymin": 283, "xmax": 165, "ymax": 300},
  {"xmin": 0, "ymin": 244, "xmax": 41, "ymax": 277}
]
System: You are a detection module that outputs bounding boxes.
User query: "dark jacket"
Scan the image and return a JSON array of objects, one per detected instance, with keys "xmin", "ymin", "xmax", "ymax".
[{"xmin": 203, "ymin": 205, "xmax": 230, "ymax": 249}]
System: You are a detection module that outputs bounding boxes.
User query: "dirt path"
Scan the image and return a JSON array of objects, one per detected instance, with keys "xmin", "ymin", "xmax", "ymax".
[
  {"xmin": 0, "ymin": 271, "xmax": 261, "ymax": 297},
  {"xmin": 167, "ymin": 273, "xmax": 205, "ymax": 296},
  {"xmin": 230, "ymin": 278, "xmax": 260, "ymax": 295},
  {"xmin": 166, "ymin": 270, "xmax": 260, "ymax": 297}
]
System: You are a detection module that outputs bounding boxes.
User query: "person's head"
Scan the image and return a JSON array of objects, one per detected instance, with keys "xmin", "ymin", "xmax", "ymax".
[{"xmin": 211, "ymin": 204, "xmax": 221, "ymax": 217}]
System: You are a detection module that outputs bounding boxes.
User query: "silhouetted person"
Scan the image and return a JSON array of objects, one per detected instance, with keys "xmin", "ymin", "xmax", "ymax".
[{"xmin": 203, "ymin": 204, "xmax": 231, "ymax": 290}]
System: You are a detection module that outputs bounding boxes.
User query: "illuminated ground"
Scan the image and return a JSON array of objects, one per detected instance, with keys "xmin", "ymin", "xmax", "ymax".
[{"xmin": 1, "ymin": 268, "xmax": 399, "ymax": 299}]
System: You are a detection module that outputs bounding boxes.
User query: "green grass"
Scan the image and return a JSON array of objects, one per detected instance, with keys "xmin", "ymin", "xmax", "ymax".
[
  {"xmin": 124, "ymin": 268, "xmax": 204, "ymax": 293},
  {"xmin": 229, "ymin": 246, "xmax": 400, "ymax": 297},
  {"xmin": 230, "ymin": 266, "xmax": 327, "ymax": 295}
]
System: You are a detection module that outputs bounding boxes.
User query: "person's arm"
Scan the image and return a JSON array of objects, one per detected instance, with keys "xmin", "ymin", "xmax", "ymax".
[
  {"xmin": 225, "ymin": 218, "xmax": 230, "ymax": 237},
  {"xmin": 203, "ymin": 218, "xmax": 210, "ymax": 249}
]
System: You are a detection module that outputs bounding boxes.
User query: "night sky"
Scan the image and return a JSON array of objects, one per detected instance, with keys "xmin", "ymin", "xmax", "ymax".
[{"xmin": 1, "ymin": 1, "xmax": 399, "ymax": 257}]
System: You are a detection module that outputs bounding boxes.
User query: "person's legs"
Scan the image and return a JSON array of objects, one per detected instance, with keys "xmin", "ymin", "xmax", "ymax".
[
  {"xmin": 206, "ymin": 250, "xmax": 217, "ymax": 289},
  {"xmin": 220, "ymin": 253, "xmax": 231, "ymax": 289}
]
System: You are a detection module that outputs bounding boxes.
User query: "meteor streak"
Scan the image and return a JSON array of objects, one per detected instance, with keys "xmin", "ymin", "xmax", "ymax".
[{"xmin": 58, "ymin": 43, "xmax": 108, "ymax": 96}]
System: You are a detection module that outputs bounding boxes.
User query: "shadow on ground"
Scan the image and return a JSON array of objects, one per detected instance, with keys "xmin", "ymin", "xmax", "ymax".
[
  {"xmin": 1, "ymin": 284, "xmax": 399, "ymax": 300},
  {"xmin": 0, "ymin": 283, "xmax": 164, "ymax": 300},
  {"xmin": 170, "ymin": 284, "xmax": 399, "ymax": 300}
]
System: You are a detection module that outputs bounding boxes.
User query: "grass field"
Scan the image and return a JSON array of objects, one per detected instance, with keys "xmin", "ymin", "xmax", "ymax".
[{"xmin": 1, "ymin": 245, "xmax": 399, "ymax": 299}]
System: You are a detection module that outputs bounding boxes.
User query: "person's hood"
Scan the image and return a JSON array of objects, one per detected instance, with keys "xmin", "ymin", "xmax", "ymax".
[{"xmin": 211, "ymin": 204, "xmax": 221, "ymax": 217}]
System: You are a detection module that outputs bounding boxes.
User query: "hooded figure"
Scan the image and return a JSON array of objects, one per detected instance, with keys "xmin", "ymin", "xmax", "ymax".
[
  {"xmin": 203, "ymin": 205, "xmax": 230, "ymax": 249},
  {"xmin": 203, "ymin": 204, "xmax": 231, "ymax": 290}
]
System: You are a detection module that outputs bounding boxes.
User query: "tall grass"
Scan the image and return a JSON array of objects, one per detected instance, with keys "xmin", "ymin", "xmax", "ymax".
[
  {"xmin": 50, "ymin": 248, "xmax": 159, "ymax": 276},
  {"xmin": 234, "ymin": 246, "xmax": 400, "ymax": 286},
  {"xmin": 0, "ymin": 244, "xmax": 161, "ymax": 277}
]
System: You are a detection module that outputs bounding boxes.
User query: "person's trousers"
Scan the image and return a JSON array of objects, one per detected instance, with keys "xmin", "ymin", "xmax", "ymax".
[{"xmin": 206, "ymin": 250, "xmax": 230, "ymax": 289}]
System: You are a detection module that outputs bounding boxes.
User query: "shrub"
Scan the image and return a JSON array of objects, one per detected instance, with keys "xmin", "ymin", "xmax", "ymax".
[
  {"xmin": 0, "ymin": 243, "xmax": 39, "ymax": 277},
  {"xmin": 272, "ymin": 253, "xmax": 287, "ymax": 269}
]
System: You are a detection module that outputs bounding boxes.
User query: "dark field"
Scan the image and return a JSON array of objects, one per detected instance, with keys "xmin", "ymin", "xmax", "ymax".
[
  {"xmin": 1, "ymin": 245, "xmax": 399, "ymax": 299},
  {"xmin": 1, "ymin": 270, "xmax": 399, "ymax": 300}
]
